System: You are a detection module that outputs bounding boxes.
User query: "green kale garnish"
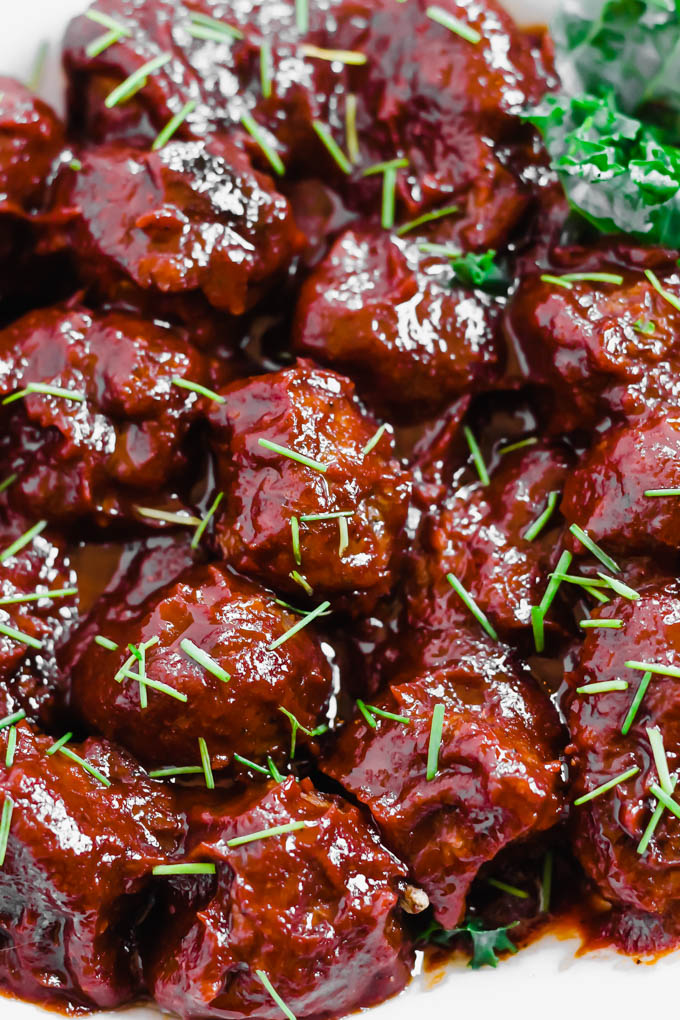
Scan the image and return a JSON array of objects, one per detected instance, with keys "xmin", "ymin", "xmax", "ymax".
[
  {"xmin": 450, "ymin": 250, "xmax": 506, "ymax": 292},
  {"xmin": 417, "ymin": 918, "xmax": 518, "ymax": 969}
]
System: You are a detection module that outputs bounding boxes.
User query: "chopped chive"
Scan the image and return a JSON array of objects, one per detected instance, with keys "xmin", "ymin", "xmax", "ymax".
[
  {"xmin": 85, "ymin": 9, "xmax": 132, "ymax": 34},
  {"xmin": 241, "ymin": 111, "xmax": 285, "ymax": 175},
  {"xmin": 131, "ymin": 640, "xmax": 149, "ymax": 710},
  {"xmin": 551, "ymin": 573, "xmax": 609, "ymax": 590},
  {"xmin": 622, "ymin": 671, "xmax": 652, "ymax": 736},
  {"xmin": 558, "ymin": 272, "xmax": 623, "ymax": 285},
  {"xmin": 152, "ymin": 99, "xmax": 197, "ymax": 149},
  {"xmin": 587, "ymin": 588, "xmax": 611, "ymax": 604},
  {"xmin": 638, "ymin": 776, "xmax": 677, "ymax": 855},
  {"xmin": 569, "ymin": 524, "xmax": 620, "ymax": 573},
  {"xmin": 0, "ymin": 710, "xmax": 25, "ymax": 732},
  {"xmin": 540, "ymin": 550, "xmax": 573, "ymax": 616},
  {"xmin": 381, "ymin": 164, "xmax": 398, "ymax": 230},
  {"xmin": 540, "ymin": 273, "xmax": 573, "ymax": 289},
  {"xmin": 499, "ymin": 436, "xmax": 538, "ymax": 455},
  {"xmin": 198, "ymin": 737, "xmax": 215, "ymax": 790},
  {"xmin": 356, "ymin": 699, "xmax": 377, "ymax": 729},
  {"xmin": 0, "ymin": 623, "xmax": 42, "ymax": 650},
  {"xmin": 540, "ymin": 850, "xmax": 553, "ymax": 913},
  {"xmin": 487, "ymin": 877, "xmax": 529, "ymax": 899},
  {"xmin": 191, "ymin": 492, "xmax": 224, "ymax": 550},
  {"xmin": 574, "ymin": 765, "xmax": 639, "ymax": 806},
  {"xmin": 0, "ymin": 474, "xmax": 17, "ymax": 494},
  {"xmin": 523, "ymin": 491, "xmax": 560, "ymax": 542},
  {"xmin": 345, "ymin": 93, "xmax": 359, "ymax": 163},
  {"xmin": 365, "ymin": 705, "xmax": 410, "ymax": 725},
  {"xmin": 122, "ymin": 671, "xmax": 188, "ymax": 703},
  {"xmin": 596, "ymin": 572, "xmax": 639, "ymax": 600},
  {"xmin": 105, "ymin": 52, "xmax": 172, "ymax": 108},
  {"xmin": 0, "ymin": 520, "xmax": 47, "ymax": 564},
  {"xmin": 633, "ymin": 319, "xmax": 655, "ymax": 335},
  {"xmin": 258, "ymin": 438, "xmax": 328, "ymax": 473},
  {"xmin": 86, "ymin": 28, "xmax": 127, "ymax": 58},
  {"xmin": 446, "ymin": 572, "xmax": 498, "ymax": 641},
  {"xmin": 531, "ymin": 605, "xmax": 545, "ymax": 654},
  {"xmin": 338, "ymin": 516, "xmax": 349, "ymax": 557},
  {"xmin": 148, "ymin": 766, "xmax": 203, "ymax": 778},
  {"xmin": 153, "ymin": 863, "xmax": 217, "ymax": 876},
  {"xmin": 312, "ymin": 120, "xmax": 352, "ymax": 175},
  {"xmin": 463, "ymin": 425, "xmax": 489, "ymax": 485},
  {"xmin": 417, "ymin": 242, "xmax": 462, "ymax": 258},
  {"xmin": 362, "ymin": 157, "xmax": 409, "ymax": 177},
  {"xmin": 228, "ymin": 820, "xmax": 309, "ymax": 848},
  {"xmin": 255, "ymin": 970, "xmax": 297, "ymax": 1020},
  {"xmin": 625, "ymin": 660, "xmax": 680, "ymax": 679},
  {"xmin": 645, "ymin": 269, "xmax": 680, "ymax": 313},
  {"xmin": 301, "ymin": 44, "xmax": 367, "ymax": 65},
  {"xmin": 290, "ymin": 516, "xmax": 301, "ymax": 566},
  {"xmin": 289, "ymin": 571, "xmax": 313, "ymax": 596},
  {"xmin": 0, "ymin": 796, "xmax": 13, "ymax": 867},
  {"xmin": 396, "ymin": 204, "xmax": 459, "ymax": 237},
  {"xmin": 647, "ymin": 726, "xmax": 673, "ymax": 794},
  {"xmin": 649, "ymin": 782, "xmax": 680, "ymax": 821},
  {"xmin": 0, "ymin": 587, "xmax": 77, "ymax": 606},
  {"xmin": 268, "ymin": 756, "xmax": 284, "ymax": 782},
  {"xmin": 3, "ymin": 382, "xmax": 85, "ymax": 406},
  {"xmin": 275, "ymin": 598, "xmax": 331, "ymax": 617},
  {"xmin": 300, "ymin": 511, "xmax": 354, "ymax": 522},
  {"xmin": 180, "ymin": 638, "xmax": 230, "ymax": 684},
  {"xmin": 233, "ymin": 752, "xmax": 270, "ymax": 777},
  {"xmin": 644, "ymin": 488, "xmax": 680, "ymax": 497},
  {"xmin": 426, "ymin": 703, "xmax": 445, "ymax": 781},
  {"xmin": 187, "ymin": 12, "xmax": 243, "ymax": 41},
  {"xmin": 579, "ymin": 619, "xmax": 623, "ymax": 629},
  {"xmin": 135, "ymin": 506, "xmax": 202, "ymax": 527},
  {"xmin": 278, "ymin": 707, "xmax": 327, "ymax": 758},
  {"xmin": 114, "ymin": 650, "xmax": 137, "ymax": 683},
  {"xmin": 576, "ymin": 680, "xmax": 628, "ymax": 694},
  {"xmin": 4, "ymin": 727, "xmax": 17, "ymax": 768},
  {"xmin": 269, "ymin": 600, "xmax": 331, "ymax": 650},
  {"xmin": 58, "ymin": 746, "xmax": 111, "ymax": 787},
  {"xmin": 426, "ymin": 4, "xmax": 481, "ymax": 43},
  {"xmin": 46, "ymin": 732, "xmax": 74, "ymax": 756},
  {"xmin": 295, "ymin": 0, "xmax": 309, "ymax": 33},
  {"xmin": 260, "ymin": 41, "xmax": 272, "ymax": 99},
  {"xmin": 362, "ymin": 423, "xmax": 389, "ymax": 455}
]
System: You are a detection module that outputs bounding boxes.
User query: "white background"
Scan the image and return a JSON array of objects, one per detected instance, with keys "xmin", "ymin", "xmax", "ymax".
[{"xmin": 1, "ymin": 1, "xmax": 677, "ymax": 1018}]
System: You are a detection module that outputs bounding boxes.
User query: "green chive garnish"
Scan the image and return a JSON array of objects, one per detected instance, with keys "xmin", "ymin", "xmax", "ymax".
[
  {"xmin": 3, "ymin": 382, "xmax": 86, "ymax": 406},
  {"xmin": 645, "ymin": 269, "xmax": 680, "ymax": 313},
  {"xmin": 523, "ymin": 491, "xmax": 560, "ymax": 542},
  {"xmin": 418, "ymin": 242, "xmax": 462, "ymax": 259},
  {"xmin": 86, "ymin": 28, "xmax": 127, "ymax": 58},
  {"xmin": 312, "ymin": 121, "xmax": 352, "ymax": 174},
  {"xmin": 579, "ymin": 619, "xmax": 623, "ymax": 629},
  {"xmin": 633, "ymin": 319, "xmax": 655, "ymax": 335},
  {"xmin": 644, "ymin": 488, "xmax": 680, "ymax": 497},
  {"xmin": 569, "ymin": 524, "xmax": 620, "ymax": 573},
  {"xmin": 381, "ymin": 165, "xmax": 398, "ymax": 230},
  {"xmin": 258, "ymin": 438, "xmax": 328, "ymax": 473},
  {"xmin": 198, "ymin": 737, "xmax": 215, "ymax": 790},
  {"xmin": 366, "ymin": 705, "xmax": 410, "ymax": 724},
  {"xmin": 574, "ymin": 765, "xmax": 639, "ymax": 806},
  {"xmin": 539, "ymin": 274, "xmax": 573, "ymax": 289},
  {"xmin": 170, "ymin": 375, "xmax": 225, "ymax": 403},
  {"xmin": 426, "ymin": 703, "xmax": 445, "ymax": 781},
  {"xmin": 338, "ymin": 516, "xmax": 349, "ymax": 557},
  {"xmin": 625, "ymin": 660, "xmax": 680, "ymax": 679},
  {"xmin": 301, "ymin": 43, "xmax": 366, "ymax": 65},
  {"xmin": 463, "ymin": 425, "xmax": 489, "ymax": 485},
  {"xmin": 638, "ymin": 776, "xmax": 677, "ymax": 855},
  {"xmin": 105, "ymin": 53, "xmax": 171, "ymax": 108},
  {"xmin": 0, "ymin": 474, "xmax": 17, "ymax": 494},
  {"xmin": 648, "ymin": 782, "xmax": 680, "ymax": 821},
  {"xmin": 85, "ymin": 8, "xmax": 131, "ymax": 34},
  {"xmin": 187, "ymin": 12, "xmax": 243, "ymax": 42},
  {"xmin": 255, "ymin": 970, "xmax": 297, "ymax": 1020},
  {"xmin": 299, "ymin": 511, "xmax": 354, "ymax": 522},
  {"xmin": 191, "ymin": 492, "xmax": 224, "ymax": 550},
  {"xmin": 289, "ymin": 571, "xmax": 313, "ymax": 596},
  {"xmin": 227, "ymin": 820, "xmax": 308, "ymax": 848},
  {"xmin": 549, "ymin": 272, "xmax": 624, "ymax": 286},
  {"xmin": 51, "ymin": 740, "xmax": 111, "ymax": 787},
  {"xmin": 278, "ymin": 707, "xmax": 327, "ymax": 758},
  {"xmin": 95, "ymin": 635, "xmax": 118, "ymax": 651},
  {"xmin": 576, "ymin": 680, "xmax": 628, "ymax": 694},
  {"xmin": 540, "ymin": 850, "xmax": 553, "ymax": 913},
  {"xmin": 498, "ymin": 437, "xmax": 538, "ymax": 456},
  {"xmin": 0, "ymin": 796, "xmax": 13, "ymax": 867},
  {"xmin": 361, "ymin": 157, "xmax": 409, "ymax": 177},
  {"xmin": 426, "ymin": 5, "xmax": 481, "ymax": 43},
  {"xmin": 621, "ymin": 671, "xmax": 652, "ymax": 736},
  {"xmin": 241, "ymin": 111, "xmax": 285, "ymax": 175},
  {"xmin": 5, "ymin": 727, "xmax": 17, "ymax": 768},
  {"xmin": 596, "ymin": 572, "xmax": 639, "ymax": 600},
  {"xmin": 0, "ymin": 587, "xmax": 77, "ymax": 606},
  {"xmin": 0, "ymin": 521, "xmax": 47, "ymax": 564},
  {"xmin": 487, "ymin": 877, "xmax": 529, "ymax": 899},
  {"xmin": 290, "ymin": 516, "xmax": 301, "ymax": 565},
  {"xmin": 531, "ymin": 605, "xmax": 545, "ymax": 653},
  {"xmin": 345, "ymin": 93, "xmax": 359, "ymax": 163},
  {"xmin": 180, "ymin": 637, "xmax": 230, "ymax": 683},
  {"xmin": 148, "ymin": 766, "xmax": 203, "ymax": 778},
  {"xmin": 267, "ymin": 756, "xmax": 284, "ymax": 782},
  {"xmin": 135, "ymin": 506, "xmax": 202, "ymax": 527},
  {"xmin": 446, "ymin": 573, "xmax": 497, "ymax": 641},
  {"xmin": 396, "ymin": 204, "xmax": 459, "ymax": 237},
  {"xmin": 540, "ymin": 551, "xmax": 572, "ymax": 615},
  {"xmin": 260, "ymin": 41, "xmax": 272, "ymax": 99},
  {"xmin": 153, "ymin": 863, "xmax": 217, "ymax": 876},
  {"xmin": 233, "ymin": 752, "xmax": 270, "ymax": 777},
  {"xmin": 0, "ymin": 623, "xmax": 42, "ymax": 650},
  {"xmin": 121, "ymin": 670, "xmax": 188, "ymax": 703},
  {"xmin": 269, "ymin": 600, "xmax": 331, "ymax": 650},
  {"xmin": 647, "ymin": 726, "xmax": 673, "ymax": 794},
  {"xmin": 295, "ymin": 0, "xmax": 309, "ymax": 33},
  {"xmin": 356, "ymin": 699, "xmax": 377, "ymax": 729},
  {"xmin": 0, "ymin": 710, "xmax": 25, "ymax": 731},
  {"xmin": 362, "ymin": 423, "xmax": 389, "ymax": 456}
]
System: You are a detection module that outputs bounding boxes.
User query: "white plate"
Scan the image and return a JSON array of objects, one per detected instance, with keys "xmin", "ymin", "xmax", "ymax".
[{"xmin": 1, "ymin": 2, "xmax": 676, "ymax": 1018}]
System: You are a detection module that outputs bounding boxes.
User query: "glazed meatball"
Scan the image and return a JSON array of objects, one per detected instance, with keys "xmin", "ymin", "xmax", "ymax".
[
  {"xmin": 405, "ymin": 441, "xmax": 571, "ymax": 652},
  {"xmin": 147, "ymin": 776, "xmax": 414, "ymax": 1019},
  {"xmin": 565, "ymin": 581, "xmax": 680, "ymax": 924},
  {"xmin": 0, "ymin": 77, "xmax": 64, "ymax": 216},
  {"xmin": 293, "ymin": 229, "xmax": 503, "ymax": 416},
  {"xmin": 323, "ymin": 647, "xmax": 565, "ymax": 928},
  {"xmin": 0, "ymin": 721, "xmax": 184, "ymax": 1011},
  {"xmin": 504, "ymin": 250, "xmax": 680, "ymax": 431},
  {"xmin": 0, "ymin": 302, "xmax": 219, "ymax": 525},
  {"xmin": 562, "ymin": 412, "xmax": 680, "ymax": 558},
  {"xmin": 53, "ymin": 138, "xmax": 302, "ymax": 316},
  {"xmin": 208, "ymin": 361, "xmax": 411, "ymax": 611},
  {"xmin": 70, "ymin": 562, "xmax": 332, "ymax": 771}
]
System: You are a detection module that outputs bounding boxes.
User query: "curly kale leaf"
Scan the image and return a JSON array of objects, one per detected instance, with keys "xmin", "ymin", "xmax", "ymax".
[
  {"xmin": 417, "ymin": 918, "xmax": 518, "ymax": 969},
  {"xmin": 525, "ymin": 91, "xmax": 680, "ymax": 244}
]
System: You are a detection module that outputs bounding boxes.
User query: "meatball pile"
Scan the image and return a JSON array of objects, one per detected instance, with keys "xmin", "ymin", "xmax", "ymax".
[{"xmin": 1, "ymin": 0, "xmax": 678, "ymax": 1017}]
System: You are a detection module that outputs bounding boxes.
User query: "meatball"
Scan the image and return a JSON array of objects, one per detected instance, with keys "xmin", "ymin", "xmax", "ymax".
[
  {"xmin": 562, "ymin": 412, "xmax": 680, "ymax": 558},
  {"xmin": 208, "ymin": 361, "xmax": 411, "ymax": 611},
  {"xmin": 404, "ymin": 441, "xmax": 571, "ymax": 653},
  {"xmin": 323, "ymin": 648, "xmax": 565, "ymax": 928},
  {"xmin": 70, "ymin": 562, "xmax": 332, "ymax": 772},
  {"xmin": 565, "ymin": 581, "xmax": 680, "ymax": 922},
  {"xmin": 147, "ymin": 776, "xmax": 414, "ymax": 1020},
  {"xmin": 0, "ymin": 302, "xmax": 219, "ymax": 525},
  {"xmin": 504, "ymin": 250, "xmax": 680, "ymax": 431},
  {"xmin": 0, "ymin": 77, "xmax": 64, "ymax": 216},
  {"xmin": 53, "ymin": 138, "xmax": 302, "ymax": 316},
  {"xmin": 293, "ymin": 229, "xmax": 503, "ymax": 416},
  {"xmin": 0, "ymin": 721, "xmax": 184, "ymax": 1011}
]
